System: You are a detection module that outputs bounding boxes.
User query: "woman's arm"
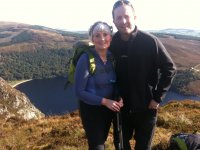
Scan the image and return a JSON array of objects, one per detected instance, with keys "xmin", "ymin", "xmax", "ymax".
[
  {"xmin": 75, "ymin": 54, "xmax": 103, "ymax": 105},
  {"xmin": 75, "ymin": 53, "xmax": 123, "ymax": 111}
]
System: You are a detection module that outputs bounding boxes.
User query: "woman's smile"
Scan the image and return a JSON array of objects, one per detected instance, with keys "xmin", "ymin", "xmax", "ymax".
[{"xmin": 92, "ymin": 31, "xmax": 112, "ymax": 51}]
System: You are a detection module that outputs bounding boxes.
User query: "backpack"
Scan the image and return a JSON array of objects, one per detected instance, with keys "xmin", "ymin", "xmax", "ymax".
[
  {"xmin": 64, "ymin": 40, "xmax": 115, "ymax": 89},
  {"xmin": 169, "ymin": 133, "xmax": 200, "ymax": 150},
  {"xmin": 64, "ymin": 40, "xmax": 94, "ymax": 89}
]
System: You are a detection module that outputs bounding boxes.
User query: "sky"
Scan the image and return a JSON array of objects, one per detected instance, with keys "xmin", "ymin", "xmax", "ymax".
[{"xmin": 0, "ymin": 0, "xmax": 199, "ymax": 31}]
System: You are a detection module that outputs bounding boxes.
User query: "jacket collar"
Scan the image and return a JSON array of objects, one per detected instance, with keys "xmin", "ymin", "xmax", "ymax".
[
  {"xmin": 90, "ymin": 48, "xmax": 112, "ymax": 59},
  {"xmin": 130, "ymin": 26, "xmax": 138, "ymax": 40},
  {"xmin": 115, "ymin": 25, "xmax": 138, "ymax": 42}
]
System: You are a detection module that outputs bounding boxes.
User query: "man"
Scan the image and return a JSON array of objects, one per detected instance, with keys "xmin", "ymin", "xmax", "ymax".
[{"xmin": 110, "ymin": 1, "xmax": 176, "ymax": 150}]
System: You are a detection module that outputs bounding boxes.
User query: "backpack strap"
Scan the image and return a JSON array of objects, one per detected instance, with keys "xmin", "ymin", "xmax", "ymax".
[
  {"xmin": 173, "ymin": 137, "xmax": 188, "ymax": 150},
  {"xmin": 86, "ymin": 50, "xmax": 96, "ymax": 74},
  {"xmin": 86, "ymin": 50, "xmax": 116, "ymax": 75}
]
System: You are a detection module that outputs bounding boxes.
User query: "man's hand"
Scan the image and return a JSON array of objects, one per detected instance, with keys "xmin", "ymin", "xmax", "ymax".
[{"xmin": 148, "ymin": 99, "xmax": 159, "ymax": 110}]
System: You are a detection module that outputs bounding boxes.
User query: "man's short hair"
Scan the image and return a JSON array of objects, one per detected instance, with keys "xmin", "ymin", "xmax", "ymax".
[{"xmin": 112, "ymin": 0, "xmax": 135, "ymax": 18}]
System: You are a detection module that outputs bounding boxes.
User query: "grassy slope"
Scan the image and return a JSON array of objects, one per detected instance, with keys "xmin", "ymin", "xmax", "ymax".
[{"xmin": 0, "ymin": 100, "xmax": 199, "ymax": 150}]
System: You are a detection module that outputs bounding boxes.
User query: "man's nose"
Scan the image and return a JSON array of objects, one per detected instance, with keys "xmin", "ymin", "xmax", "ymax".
[{"xmin": 122, "ymin": 18, "xmax": 127, "ymax": 24}]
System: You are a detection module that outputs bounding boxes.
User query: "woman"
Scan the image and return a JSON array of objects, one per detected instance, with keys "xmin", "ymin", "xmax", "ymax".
[{"xmin": 75, "ymin": 21, "xmax": 123, "ymax": 150}]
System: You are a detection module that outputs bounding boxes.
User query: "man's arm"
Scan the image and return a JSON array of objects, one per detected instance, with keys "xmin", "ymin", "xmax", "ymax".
[{"xmin": 152, "ymin": 38, "xmax": 176, "ymax": 103}]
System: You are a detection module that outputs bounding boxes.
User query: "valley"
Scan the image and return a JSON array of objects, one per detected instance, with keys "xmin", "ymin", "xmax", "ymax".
[
  {"xmin": 0, "ymin": 21, "xmax": 200, "ymax": 150},
  {"xmin": 1, "ymin": 22, "xmax": 200, "ymax": 97}
]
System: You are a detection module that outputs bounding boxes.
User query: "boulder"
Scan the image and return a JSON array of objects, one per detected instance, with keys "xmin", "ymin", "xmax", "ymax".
[{"xmin": 0, "ymin": 77, "xmax": 44, "ymax": 120}]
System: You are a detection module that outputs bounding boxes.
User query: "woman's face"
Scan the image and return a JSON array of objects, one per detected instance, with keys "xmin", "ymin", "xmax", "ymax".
[{"xmin": 92, "ymin": 31, "xmax": 112, "ymax": 52}]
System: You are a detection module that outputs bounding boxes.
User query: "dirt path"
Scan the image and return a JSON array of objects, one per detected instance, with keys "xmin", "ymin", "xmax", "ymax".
[{"xmin": 12, "ymin": 79, "xmax": 32, "ymax": 88}]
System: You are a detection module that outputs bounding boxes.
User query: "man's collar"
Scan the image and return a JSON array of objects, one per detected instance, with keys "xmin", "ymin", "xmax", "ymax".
[
  {"xmin": 131, "ymin": 25, "xmax": 138, "ymax": 39},
  {"xmin": 115, "ymin": 25, "xmax": 138, "ymax": 41}
]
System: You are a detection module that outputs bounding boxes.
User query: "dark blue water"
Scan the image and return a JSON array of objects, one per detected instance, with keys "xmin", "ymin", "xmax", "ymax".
[
  {"xmin": 16, "ymin": 77, "xmax": 78, "ymax": 115},
  {"xmin": 16, "ymin": 77, "xmax": 200, "ymax": 115}
]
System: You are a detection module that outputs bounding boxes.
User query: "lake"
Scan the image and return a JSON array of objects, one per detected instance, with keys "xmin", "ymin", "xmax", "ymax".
[
  {"xmin": 16, "ymin": 77, "xmax": 78, "ymax": 115},
  {"xmin": 15, "ymin": 77, "xmax": 200, "ymax": 115}
]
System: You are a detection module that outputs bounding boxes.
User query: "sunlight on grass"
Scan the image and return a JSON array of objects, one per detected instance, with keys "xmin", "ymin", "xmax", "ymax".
[
  {"xmin": 0, "ymin": 100, "xmax": 199, "ymax": 150},
  {"xmin": 8, "ymin": 79, "xmax": 32, "ymax": 87}
]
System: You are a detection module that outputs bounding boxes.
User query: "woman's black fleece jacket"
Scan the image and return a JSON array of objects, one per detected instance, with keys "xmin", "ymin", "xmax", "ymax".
[{"xmin": 110, "ymin": 26, "xmax": 176, "ymax": 112}]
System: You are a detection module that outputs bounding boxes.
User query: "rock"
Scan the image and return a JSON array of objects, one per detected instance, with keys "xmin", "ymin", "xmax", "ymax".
[
  {"xmin": 0, "ymin": 77, "xmax": 45, "ymax": 120},
  {"xmin": 186, "ymin": 80, "xmax": 200, "ymax": 96}
]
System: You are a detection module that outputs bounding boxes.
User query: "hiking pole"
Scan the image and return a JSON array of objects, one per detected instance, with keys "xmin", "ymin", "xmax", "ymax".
[
  {"xmin": 110, "ymin": 79, "xmax": 124, "ymax": 149},
  {"xmin": 116, "ymin": 110, "xmax": 124, "ymax": 150}
]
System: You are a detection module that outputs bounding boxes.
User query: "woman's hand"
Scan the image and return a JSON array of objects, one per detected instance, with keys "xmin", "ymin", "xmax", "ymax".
[{"xmin": 101, "ymin": 98, "xmax": 123, "ymax": 112}]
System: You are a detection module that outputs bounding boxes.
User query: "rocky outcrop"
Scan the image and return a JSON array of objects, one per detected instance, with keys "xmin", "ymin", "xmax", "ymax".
[
  {"xmin": 0, "ymin": 77, "xmax": 44, "ymax": 120},
  {"xmin": 186, "ymin": 80, "xmax": 200, "ymax": 96}
]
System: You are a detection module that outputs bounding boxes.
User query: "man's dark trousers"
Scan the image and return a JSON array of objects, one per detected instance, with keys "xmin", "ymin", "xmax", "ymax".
[{"xmin": 114, "ymin": 109, "xmax": 157, "ymax": 150}]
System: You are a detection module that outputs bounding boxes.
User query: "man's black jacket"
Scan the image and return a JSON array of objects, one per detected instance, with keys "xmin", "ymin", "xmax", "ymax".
[{"xmin": 110, "ymin": 27, "xmax": 176, "ymax": 112}]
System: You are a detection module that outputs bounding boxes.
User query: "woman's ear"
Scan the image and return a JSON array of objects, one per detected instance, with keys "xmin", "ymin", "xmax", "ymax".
[
  {"xmin": 91, "ymin": 37, "xmax": 94, "ymax": 43},
  {"xmin": 89, "ymin": 36, "xmax": 94, "ymax": 43}
]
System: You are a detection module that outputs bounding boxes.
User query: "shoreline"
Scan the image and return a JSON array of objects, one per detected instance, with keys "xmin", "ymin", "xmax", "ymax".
[{"xmin": 11, "ymin": 79, "xmax": 32, "ymax": 88}]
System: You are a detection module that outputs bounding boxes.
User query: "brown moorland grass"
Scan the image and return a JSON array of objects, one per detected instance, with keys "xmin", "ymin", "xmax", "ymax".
[{"xmin": 0, "ymin": 100, "xmax": 199, "ymax": 150}]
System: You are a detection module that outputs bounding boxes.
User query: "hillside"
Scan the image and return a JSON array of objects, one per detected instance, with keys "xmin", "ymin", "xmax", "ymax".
[
  {"xmin": 0, "ymin": 21, "xmax": 87, "ymax": 52},
  {"xmin": 0, "ymin": 21, "xmax": 199, "ymax": 69},
  {"xmin": 0, "ymin": 21, "xmax": 200, "ymax": 95},
  {"xmin": 157, "ymin": 28, "xmax": 200, "ymax": 38},
  {"xmin": 0, "ymin": 77, "xmax": 44, "ymax": 120},
  {"xmin": 0, "ymin": 100, "xmax": 199, "ymax": 150},
  {"xmin": 160, "ymin": 37, "xmax": 200, "ymax": 69},
  {"xmin": 0, "ymin": 22, "xmax": 89, "ymax": 80},
  {"xmin": 0, "ymin": 48, "xmax": 72, "ymax": 80},
  {"xmin": 1, "ymin": 21, "xmax": 200, "ymax": 70}
]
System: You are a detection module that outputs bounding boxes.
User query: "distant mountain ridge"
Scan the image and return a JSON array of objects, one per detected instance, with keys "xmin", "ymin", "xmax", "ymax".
[
  {"xmin": 0, "ymin": 21, "xmax": 87, "ymax": 52},
  {"xmin": 152, "ymin": 28, "xmax": 200, "ymax": 38}
]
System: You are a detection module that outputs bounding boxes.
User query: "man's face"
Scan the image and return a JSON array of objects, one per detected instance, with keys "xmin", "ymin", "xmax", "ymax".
[{"xmin": 113, "ymin": 5, "xmax": 136, "ymax": 35}]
